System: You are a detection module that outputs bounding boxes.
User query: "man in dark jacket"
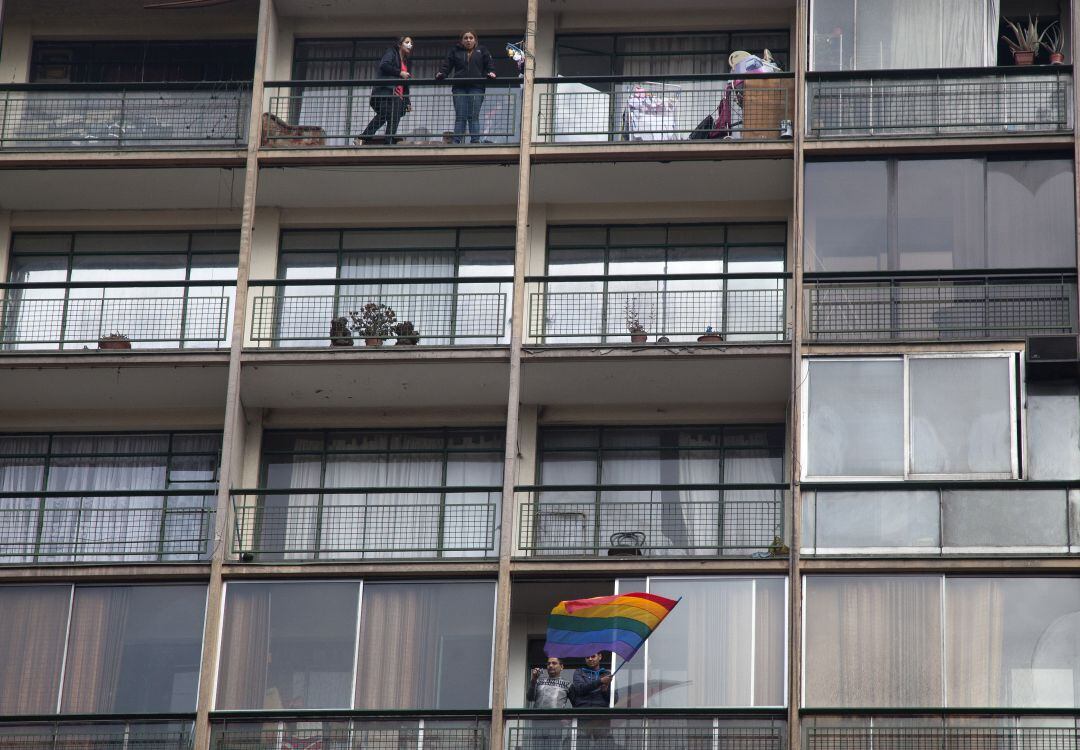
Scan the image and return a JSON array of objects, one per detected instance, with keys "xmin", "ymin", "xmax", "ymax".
[
  {"xmin": 358, "ymin": 37, "xmax": 412, "ymax": 144},
  {"xmin": 435, "ymin": 31, "xmax": 495, "ymax": 143},
  {"xmin": 572, "ymin": 652, "xmax": 617, "ymax": 749}
]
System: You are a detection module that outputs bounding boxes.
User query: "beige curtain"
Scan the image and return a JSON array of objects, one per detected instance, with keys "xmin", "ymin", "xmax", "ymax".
[
  {"xmin": 753, "ymin": 579, "xmax": 786, "ymax": 706},
  {"xmin": 945, "ymin": 579, "xmax": 1004, "ymax": 706},
  {"xmin": 0, "ymin": 585, "xmax": 70, "ymax": 714},
  {"xmin": 61, "ymin": 586, "xmax": 131, "ymax": 713},
  {"xmin": 356, "ymin": 585, "xmax": 432, "ymax": 708},
  {"xmin": 216, "ymin": 585, "xmax": 271, "ymax": 709},
  {"xmin": 804, "ymin": 576, "xmax": 942, "ymax": 707}
]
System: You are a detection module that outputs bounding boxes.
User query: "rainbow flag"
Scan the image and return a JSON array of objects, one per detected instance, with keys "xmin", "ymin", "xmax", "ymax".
[{"xmin": 544, "ymin": 592, "xmax": 680, "ymax": 662}]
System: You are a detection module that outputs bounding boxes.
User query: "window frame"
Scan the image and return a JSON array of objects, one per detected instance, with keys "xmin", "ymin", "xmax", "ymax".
[{"xmin": 800, "ymin": 352, "xmax": 1022, "ymax": 482}]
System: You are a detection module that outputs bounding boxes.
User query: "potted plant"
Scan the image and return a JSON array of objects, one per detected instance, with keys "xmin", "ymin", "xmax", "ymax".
[
  {"xmin": 624, "ymin": 298, "xmax": 648, "ymax": 344},
  {"xmin": 697, "ymin": 325, "xmax": 724, "ymax": 343},
  {"xmin": 1002, "ymin": 16, "xmax": 1046, "ymax": 65},
  {"xmin": 328, "ymin": 316, "xmax": 353, "ymax": 347},
  {"xmin": 98, "ymin": 332, "xmax": 131, "ymax": 350},
  {"xmin": 1042, "ymin": 21, "xmax": 1065, "ymax": 64},
  {"xmin": 394, "ymin": 320, "xmax": 421, "ymax": 346},
  {"xmin": 348, "ymin": 302, "xmax": 397, "ymax": 346}
]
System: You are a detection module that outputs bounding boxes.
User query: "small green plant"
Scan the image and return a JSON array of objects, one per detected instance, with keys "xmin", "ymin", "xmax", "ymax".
[
  {"xmin": 1002, "ymin": 16, "xmax": 1048, "ymax": 54},
  {"xmin": 1041, "ymin": 20, "xmax": 1064, "ymax": 55},
  {"xmin": 348, "ymin": 302, "xmax": 397, "ymax": 340}
]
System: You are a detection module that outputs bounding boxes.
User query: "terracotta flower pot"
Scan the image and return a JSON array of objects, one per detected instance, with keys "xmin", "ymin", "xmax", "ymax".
[
  {"xmin": 364, "ymin": 337, "xmax": 383, "ymax": 347},
  {"xmin": 1050, "ymin": 52, "xmax": 1065, "ymax": 64},
  {"xmin": 697, "ymin": 334, "xmax": 724, "ymax": 343},
  {"xmin": 630, "ymin": 333, "xmax": 648, "ymax": 344},
  {"xmin": 330, "ymin": 337, "xmax": 354, "ymax": 347},
  {"xmin": 1013, "ymin": 51, "xmax": 1035, "ymax": 65},
  {"xmin": 98, "ymin": 339, "xmax": 131, "ymax": 350}
]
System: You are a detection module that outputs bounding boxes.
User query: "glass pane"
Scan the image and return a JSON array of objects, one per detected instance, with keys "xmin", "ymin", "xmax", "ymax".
[
  {"xmin": 945, "ymin": 578, "xmax": 1080, "ymax": 708},
  {"xmin": 804, "ymin": 575, "xmax": 943, "ymax": 707},
  {"xmin": 897, "ymin": 159, "xmax": 985, "ymax": 270},
  {"xmin": 909, "ymin": 356, "xmax": 1013, "ymax": 475},
  {"xmin": 804, "ymin": 162, "xmax": 888, "ymax": 271},
  {"xmin": 1027, "ymin": 383, "xmax": 1080, "ymax": 480},
  {"xmin": 355, "ymin": 581, "xmax": 495, "ymax": 709},
  {"xmin": 806, "ymin": 359, "xmax": 904, "ymax": 477},
  {"xmin": 988, "ymin": 160, "xmax": 1077, "ymax": 269},
  {"xmin": 941, "ymin": 490, "xmax": 1068, "ymax": 548},
  {"xmin": 216, "ymin": 581, "xmax": 360, "ymax": 710},
  {"xmin": 814, "ymin": 491, "xmax": 939, "ymax": 549},
  {"xmin": 0, "ymin": 585, "xmax": 71, "ymax": 714},
  {"xmin": 61, "ymin": 585, "xmax": 207, "ymax": 713}
]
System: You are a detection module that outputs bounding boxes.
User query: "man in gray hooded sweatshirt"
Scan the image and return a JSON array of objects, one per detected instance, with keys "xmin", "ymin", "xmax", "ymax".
[{"xmin": 528, "ymin": 656, "xmax": 610, "ymax": 708}]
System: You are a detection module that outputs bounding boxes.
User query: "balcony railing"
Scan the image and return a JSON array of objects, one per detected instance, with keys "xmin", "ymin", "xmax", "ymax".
[
  {"xmin": 526, "ymin": 274, "xmax": 790, "ymax": 344},
  {"xmin": 805, "ymin": 721, "xmax": 1080, "ymax": 750},
  {"xmin": 807, "ymin": 67, "xmax": 1074, "ymax": 138},
  {"xmin": 536, "ymin": 74, "xmax": 795, "ymax": 143},
  {"xmin": 0, "ymin": 280, "xmax": 236, "ymax": 350},
  {"xmin": 263, "ymin": 78, "xmax": 521, "ymax": 147},
  {"xmin": 506, "ymin": 712, "xmax": 787, "ymax": 750},
  {"xmin": 515, "ymin": 484, "xmax": 787, "ymax": 557},
  {"xmin": 801, "ymin": 481, "xmax": 1080, "ymax": 556},
  {"xmin": 247, "ymin": 278, "xmax": 510, "ymax": 348},
  {"xmin": 0, "ymin": 720, "xmax": 193, "ymax": 750},
  {"xmin": 212, "ymin": 715, "xmax": 489, "ymax": 749},
  {"xmin": 804, "ymin": 273, "xmax": 1077, "ymax": 342},
  {"xmin": 0, "ymin": 490, "xmax": 216, "ymax": 563},
  {"xmin": 0, "ymin": 82, "xmax": 250, "ymax": 150},
  {"xmin": 231, "ymin": 487, "xmax": 501, "ymax": 561}
]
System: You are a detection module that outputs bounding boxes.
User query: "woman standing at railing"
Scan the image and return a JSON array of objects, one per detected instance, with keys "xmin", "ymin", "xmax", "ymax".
[
  {"xmin": 435, "ymin": 30, "xmax": 496, "ymax": 143},
  {"xmin": 358, "ymin": 36, "xmax": 413, "ymax": 145}
]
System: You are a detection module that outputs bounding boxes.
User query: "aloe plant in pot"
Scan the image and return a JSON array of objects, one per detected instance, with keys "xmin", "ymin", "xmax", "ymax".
[
  {"xmin": 1002, "ymin": 16, "xmax": 1048, "ymax": 65},
  {"xmin": 1042, "ymin": 21, "xmax": 1065, "ymax": 64},
  {"xmin": 348, "ymin": 302, "xmax": 397, "ymax": 346}
]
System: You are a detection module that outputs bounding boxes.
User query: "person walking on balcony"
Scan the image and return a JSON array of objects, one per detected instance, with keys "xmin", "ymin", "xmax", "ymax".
[
  {"xmin": 435, "ymin": 30, "xmax": 496, "ymax": 143},
  {"xmin": 358, "ymin": 36, "xmax": 413, "ymax": 145}
]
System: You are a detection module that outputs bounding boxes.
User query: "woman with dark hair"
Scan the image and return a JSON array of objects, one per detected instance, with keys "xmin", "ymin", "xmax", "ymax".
[
  {"xmin": 358, "ymin": 36, "xmax": 413, "ymax": 145},
  {"xmin": 435, "ymin": 30, "xmax": 496, "ymax": 143}
]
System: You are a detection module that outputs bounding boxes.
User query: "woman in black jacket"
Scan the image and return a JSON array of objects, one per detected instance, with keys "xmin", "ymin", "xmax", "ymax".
[
  {"xmin": 358, "ymin": 36, "xmax": 413, "ymax": 145},
  {"xmin": 435, "ymin": 30, "xmax": 496, "ymax": 143}
]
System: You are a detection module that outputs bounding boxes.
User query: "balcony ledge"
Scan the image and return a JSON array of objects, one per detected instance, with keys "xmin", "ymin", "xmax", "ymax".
[
  {"xmin": 222, "ymin": 560, "xmax": 499, "ymax": 577},
  {"xmin": 510, "ymin": 557, "xmax": 789, "ymax": 576},
  {"xmin": 257, "ymin": 144, "xmax": 520, "ymax": 167},
  {"xmin": 0, "ymin": 562, "xmax": 211, "ymax": 582},
  {"xmin": 530, "ymin": 139, "xmax": 794, "ymax": 163},
  {"xmin": 0, "ymin": 148, "xmax": 247, "ymax": 169},
  {"xmin": 804, "ymin": 133, "xmax": 1073, "ymax": 155}
]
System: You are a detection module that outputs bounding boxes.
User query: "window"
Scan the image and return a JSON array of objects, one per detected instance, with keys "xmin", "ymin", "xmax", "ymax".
[
  {"xmin": 555, "ymin": 31, "xmax": 790, "ymax": 77},
  {"xmin": 534, "ymin": 426, "xmax": 784, "ymax": 554},
  {"xmin": 803, "ymin": 354, "xmax": 1019, "ymax": 479},
  {"xmin": 804, "ymin": 576, "xmax": 1080, "ymax": 709},
  {"xmin": 216, "ymin": 580, "xmax": 497, "ymax": 711},
  {"xmin": 804, "ymin": 157, "xmax": 1076, "ymax": 272},
  {"xmin": 810, "ymin": 0, "xmax": 1000, "ymax": 70},
  {"xmin": 251, "ymin": 429, "xmax": 504, "ymax": 559},
  {"xmin": 274, "ymin": 228, "xmax": 513, "ymax": 346},
  {"xmin": 543, "ymin": 224, "xmax": 787, "ymax": 342},
  {"xmin": 0, "ymin": 584, "xmax": 207, "ymax": 715},
  {"xmin": 0, "ymin": 432, "xmax": 221, "ymax": 562},
  {"xmin": 30, "ymin": 40, "xmax": 255, "ymax": 83},
  {"xmin": 613, "ymin": 576, "xmax": 787, "ymax": 708},
  {"xmin": 5, "ymin": 232, "xmax": 239, "ymax": 350}
]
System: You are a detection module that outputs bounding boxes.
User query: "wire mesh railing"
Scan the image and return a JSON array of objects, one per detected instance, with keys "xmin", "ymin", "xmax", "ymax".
[
  {"xmin": 807, "ymin": 68, "xmax": 1073, "ymax": 137},
  {"xmin": 0, "ymin": 490, "xmax": 216, "ymax": 563},
  {"xmin": 0, "ymin": 720, "xmax": 193, "ymax": 750},
  {"xmin": 0, "ymin": 280, "xmax": 235, "ymax": 350},
  {"xmin": 507, "ymin": 713, "xmax": 787, "ymax": 750},
  {"xmin": 212, "ymin": 717, "xmax": 489, "ymax": 750},
  {"xmin": 804, "ymin": 274, "xmax": 1077, "ymax": 342},
  {"xmin": 247, "ymin": 278, "xmax": 510, "ymax": 347},
  {"xmin": 535, "ymin": 74, "xmax": 795, "ymax": 142},
  {"xmin": 263, "ymin": 79, "xmax": 521, "ymax": 147},
  {"xmin": 805, "ymin": 724, "xmax": 1080, "ymax": 750},
  {"xmin": 0, "ymin": 82, "xmax": 250, "ymax": 150},
  {"xmin": 526, "ymin": 275, "xmax": 789, "ymax": 344},
  {"xmin": 515, "ymin": 485, "xmax": 787, "ymax": 557},
  {"xmin": 231, "ymin": 487, "xmax": 501, "ymax": 560}
]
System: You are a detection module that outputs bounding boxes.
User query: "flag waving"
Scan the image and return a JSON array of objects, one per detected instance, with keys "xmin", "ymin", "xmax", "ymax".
[{"xmin": 544, "ymin": 592, "xmax": 680, "ymax": 663}]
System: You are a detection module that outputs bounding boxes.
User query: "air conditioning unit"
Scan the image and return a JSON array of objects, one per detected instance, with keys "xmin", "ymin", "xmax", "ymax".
[{"xmin": 1026, "ymin": 334, "xmax": 1080, "ymax": 381}]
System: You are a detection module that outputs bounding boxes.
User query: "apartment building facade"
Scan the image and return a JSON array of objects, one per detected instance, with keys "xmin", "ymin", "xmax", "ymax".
[{"xmin": 0, "ymin": 0, "xmax": 1077, "ymax": 748}]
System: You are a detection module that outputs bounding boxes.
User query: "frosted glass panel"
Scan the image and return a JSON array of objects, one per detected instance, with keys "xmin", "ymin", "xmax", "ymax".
[
  {"xmin": 813, "ymin": 491, "xmax": 939, "ymax": 549},
  {"xmin": 1027, "ymin": 384, "xmax": 1080, "ymax": 481},
  {"xmin": 942, "ymin": 490, "xmax": 1068, "ymax": 548},
  {"xmin": 909, "ymin": 357, "xmax": 1012, "ymax": 475},
  {"xmin": 806, "ymin": 360, "xmax": 904, "ymax": 477}
]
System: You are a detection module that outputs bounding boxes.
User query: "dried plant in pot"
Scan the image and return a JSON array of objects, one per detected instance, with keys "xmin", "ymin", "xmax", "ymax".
[
  {"xmin": 1002, "ymin": 16, "xmax": 1047, "ymax": 65},
  {"xmin": 98, "ymin": 332, "xmax": 131, "ymax": 350},
  {"xmin": 624, "ymin": 298, "xmax": 648, "ymax": 344},
  {"xmin": 394, "ymin": 320, "xmax": 421, "ymax": 346},
  {"xmin": 348, "ymin": 302, "xmax": 397, "ymax": 346}
]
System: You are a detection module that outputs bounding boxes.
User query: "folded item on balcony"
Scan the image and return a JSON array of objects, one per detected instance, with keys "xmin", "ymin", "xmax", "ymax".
[{"xmin": 260, "ymin": 112, "xmax": 326, "ymax": 148}]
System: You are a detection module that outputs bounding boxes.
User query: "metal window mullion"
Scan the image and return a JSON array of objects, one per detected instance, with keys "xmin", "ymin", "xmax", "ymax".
[
  {"xmin": 55, "ymin": 584, "xmax": 76, "ymax": 713},
  {"xmin": 593, "ymin": 433, "xmax": 604, "ymax": 555},
  {"xmin": 903, "ymin": 355, "xmax": 912, "ymax": 478},
  {"xmin": 437, "ymin": 437, "xmax": 450, "ymax": 556}
]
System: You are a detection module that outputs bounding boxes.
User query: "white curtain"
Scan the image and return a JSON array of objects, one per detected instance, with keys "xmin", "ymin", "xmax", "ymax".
[
  {"xmin": 723, "ymin": 449, "xmax": 784, "ymax": 554},
  {"xmin": 443, "ymin": 436, "xmax": 503, "ymax": 558},
  {"xmin": 341, "ymin": 251, "xmax": 455, "ymax": 344},
  {"xmin": 0, "ymin": 437, "xmax": 47, "ymax": 563},
  {"xmin": 674, "ymin": 433, "xmax": 721, "ymax": 556},
  {"xmin": 275, "ymin": 439, "xmax": 323, "ymax": 562},
  {"xmin": 297, "ymin": 44, "xmax": 354, "ymax": 147},
  {"xmin": 600, "ymin": 431, "xmax": 662, "ymax": 553},
  {"xmin": 854, "ymin": 0, "xmax": 998, "ymax": 69}
]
